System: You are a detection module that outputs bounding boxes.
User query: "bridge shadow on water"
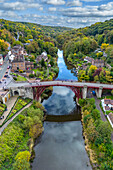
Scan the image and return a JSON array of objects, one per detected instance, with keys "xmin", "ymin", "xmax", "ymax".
[{"xmin": 45, "ymin": 106, "xmax": 81, "ymax": 122}]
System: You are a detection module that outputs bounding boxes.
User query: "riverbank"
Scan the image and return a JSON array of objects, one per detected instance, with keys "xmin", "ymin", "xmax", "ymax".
[
  {"xmin": 79, "ymin": 98, "xmax": 113, "ymax": 169},
  {"xmin": 0, "ymin": 101, "xmax": 45, "ymax": 169}
]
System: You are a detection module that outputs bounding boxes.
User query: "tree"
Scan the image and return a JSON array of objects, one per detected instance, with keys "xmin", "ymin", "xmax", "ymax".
[
  {"xmin": 91, "ymin": 109, "xmax": 100, "ymax": 121},
  {"xmin": 0, "ymin": 39, "xmax": 8, "ymax": 52},
  {"xmin": 29, "ymin": 123, "xmax": 43, "ymax": 139},
  {"xmin": 111, "ymin": 90, "xmax": 113, "ymax": 95},
  {"xmin": 40, "ymin": 58, "xmax": 46, "ymax": 67},
  {"xmin": 94, "ymin": 75, "xmax": 99, "ymax": 82},
  {"xmin": 101, "ymin": 43, "xmax": 109, "ymax": 51},
  {"xmin": 97, "ymin": 121, "xmax": 112, "ymax": 142},
  {"xmin": 12, "ymin": 151, "xmax": 31, "ymax": 170}
]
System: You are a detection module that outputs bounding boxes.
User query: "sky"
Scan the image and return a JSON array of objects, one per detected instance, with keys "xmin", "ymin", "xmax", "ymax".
[{"xmin": 0, "ymin": 0, "xmax": 113, "ymax": 28}]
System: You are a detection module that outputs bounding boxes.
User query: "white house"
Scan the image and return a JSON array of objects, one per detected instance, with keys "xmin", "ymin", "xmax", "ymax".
[
  {"xmin": 9, "ymin": 54, "xmax": 15, "ymax": 62},
  {"xmin": 0, "ymin": 90, "xmax": 12, "ymax": 104},
  {"xmin": 101, "ymin": 98, "xmax": 113, "ymax": 112}
]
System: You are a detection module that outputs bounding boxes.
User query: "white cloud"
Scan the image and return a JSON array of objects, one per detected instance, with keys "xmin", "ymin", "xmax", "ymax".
[
  {"xmin": 1, "ymin": 2, "xmax": 42, "ymax": 11},
  {"xmin": 98, "ymin": 2, "xmax": 113, "ymax": 11},
  {"xmin": 48, "ymin": 7, "xmax": 57, "ymax": 11},
  {"xmin": 67, "ymin": 0, "xmax": 82, "ymax": 7},
  {"xmin": 82, "ymin": 0, "xmax": 102, "ymax": 1},
  {"xmin": 46, "ymin": 0, "xmax": 65, "ymax": 5}
]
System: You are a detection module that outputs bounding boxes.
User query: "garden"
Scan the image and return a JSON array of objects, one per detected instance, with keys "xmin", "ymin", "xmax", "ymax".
[
  {"xmin": 5, "ymin": 98, "xmax": 31, "ymax": 122},
  {"xmin": 0, "ymin": 104, "xmax": 6, "ymax": 117},
  {"xmin": 10, "ymin": 73, "xmax": 27, "ymax": 82}
]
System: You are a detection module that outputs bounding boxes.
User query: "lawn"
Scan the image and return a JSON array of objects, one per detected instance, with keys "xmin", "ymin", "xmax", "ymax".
[
  {"xmin": 6, "ymin": 98, "xmax": 31, "ymax": 121},
  {"xmin": 16, "ymin": 75, "xmax": 27, "ymax": 81},
  {"xmin": 0, "ymin": 104, "xmax": 6, "ymax": 117}
]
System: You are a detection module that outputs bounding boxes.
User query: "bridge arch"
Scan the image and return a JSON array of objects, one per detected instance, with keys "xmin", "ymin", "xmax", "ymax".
[
  {"xmin": 13, "ymin": 90, "xmax": 19, "ymax": 96},
  {"xmin": 32, "ymin": 85, "xmax": 82, "ymax": 102}
]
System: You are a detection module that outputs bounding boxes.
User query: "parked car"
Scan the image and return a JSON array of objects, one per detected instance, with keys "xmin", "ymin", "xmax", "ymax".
[
  {"xmin": 4, "ymin": 75, "xmax": 8, "ymax": 77},
  {"xmin": 5, "ymin": 72, "xmax": 8, "ymax": 74},
  {"xmin": 0, "ymin": 116, "xmax": 4, "ymax": 120},
  {"xmin": 7, "ymin": 76, "xmax": 10, "ymax": 78},
  {"xmin": 0, "ymin": 81, "xmax": 2, "ymax": 83},
  {"xmin": 7, "ymin": 66, "xmax": 9, "ymax": 69}
]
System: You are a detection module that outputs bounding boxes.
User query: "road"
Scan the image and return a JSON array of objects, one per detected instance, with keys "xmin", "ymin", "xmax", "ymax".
[
  {"xmin": 0, "ymin": 55, "xmax": 9, "ymax": 81},
  {"xmin": 7, "ymin": 80, "xmax": 113, "ymax": 90}
]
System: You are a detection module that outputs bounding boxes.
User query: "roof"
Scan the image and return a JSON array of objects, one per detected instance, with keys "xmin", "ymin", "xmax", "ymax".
[
  {"xmin": 12, "ymin": 45, "xmax": 22, "ymax": 49},
  {"xmin": 84, "ymin": 56, "xmax": 94, "ymax": 63},
  {"xmin": 25, "ymin": 61, "xmax": 33, "ymax": 65},
  {"xmin": 104, "ymin": 99, "xmax": 111, "ymax": 105},
  {"xmin": 110, "ymin": 100, "xmax": 113, "ymax": 105},
  {"xmin": 105, "ymin": 106, "xmax": 110, "ymax": 110},
  {"xmin": 94, "ymin": 59, "xmax": 104, "ymax": 64},
  {"xmin": 0, "ymin": 89, "xmax": 9, "ymax": 97},
  {"xmin": 12, "ymin": 54, "xmax": 25, "ymax": 62}
]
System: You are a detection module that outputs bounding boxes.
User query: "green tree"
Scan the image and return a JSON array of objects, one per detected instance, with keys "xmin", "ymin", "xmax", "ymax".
[{"xmin": 91, "ymin": 109, "xmax": 100, "ymax": 121}]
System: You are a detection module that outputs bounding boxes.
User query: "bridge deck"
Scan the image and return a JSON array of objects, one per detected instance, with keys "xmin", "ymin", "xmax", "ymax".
[{"xmin": 7, "ymin": 80, "xmax": 113, "ymax": 90}]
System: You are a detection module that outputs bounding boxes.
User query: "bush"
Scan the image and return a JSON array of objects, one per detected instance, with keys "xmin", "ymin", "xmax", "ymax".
[{"xmin": 13, "ymin": 77, "xmax": 17, "ymax": 81}]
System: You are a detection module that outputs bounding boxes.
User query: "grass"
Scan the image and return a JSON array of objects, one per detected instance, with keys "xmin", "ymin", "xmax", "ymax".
[
  {"xmin": 16, "ymin": 75, "xmax": 27, "ymax": 81},
  {"xmin": 1, "ymin": 98, "xmax": 32, "ymax": 125},
  {"xmin": 0, "ymin": 104, "xmax": 6, "ymax": 117}
]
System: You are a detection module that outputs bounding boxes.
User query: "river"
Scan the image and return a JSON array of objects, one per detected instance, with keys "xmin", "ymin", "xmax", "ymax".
[{"xmin": 32, "ymin": 49, "xmax": 92, "ymax": 170}]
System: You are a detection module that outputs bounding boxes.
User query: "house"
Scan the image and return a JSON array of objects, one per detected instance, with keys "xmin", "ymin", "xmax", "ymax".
[
  {"xmin": 105, "ymin": 106, "xmax": 110, "ymax": 111},
  {"xmin": 36, "ymin": 51, "xmax": 48, "ymax": 63},
  {"xmin": 104, "ymin": 99, "xmax": 111, "ymax": 105},
  {"xmin": 11, "ymin": 45, "xmax": 27, "ymax": 56},
  {"xmin": 0, "ymin": 55, "xmax": 3, "ymax": 65},
  {"xmin": 25, "ymin": 61, "xmax": 34, "ymax": 70},
  {"xmin": 84, "ymin": 56, "xmax": 94, "ymax": 63},
  {"xmin": 101, "ymin": 98, "xmax": 113, "ymax": 112},
  {"xmin": 11, "ymin": 55, "xmax": 26, "ymax": 71},
  {"xmin": 92, "ymin": 59, "xmax": 104, "ymax": 68},
  {"xmin": 0, "ymin": 89, "xmax": 11, "ymax": 104},
  {"xmin": 26, "ymin": 70, "xmax": 34, "ymax": 77},
  {"xmin": 9, "ymin": 54, "xmax": 15, "ymax": 62}
]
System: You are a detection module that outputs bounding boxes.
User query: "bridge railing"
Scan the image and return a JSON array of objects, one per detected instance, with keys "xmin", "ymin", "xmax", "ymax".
[{"xmin": 41, "ymin": 79, "xmax": 113, "ymax": 85}]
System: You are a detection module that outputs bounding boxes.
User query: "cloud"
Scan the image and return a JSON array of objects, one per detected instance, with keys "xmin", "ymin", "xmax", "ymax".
[
  {"xmin": 48, "ymin": 7, "xmax": 57, "ymax": 11},
  {"xmin": 0, "ymin": 1, "xmax": 42, "ymax": 11},
  {"xmin": 61, "ymin": 4, "xmax": 113, "ymax": 18},
  {"xmin": 83, "ymin": 0, "xmax": 102, "ymax": 1},
  {"xmin": 45, "ymin": 0, "xmax": 65, "ymax": 5},
  {"xmin": 98, "ymin": 2, "xmax": 113, "ymax": 11},
  {"xmin": 67, "ymin": 0, "xmax": 82, "ymax": 7}
]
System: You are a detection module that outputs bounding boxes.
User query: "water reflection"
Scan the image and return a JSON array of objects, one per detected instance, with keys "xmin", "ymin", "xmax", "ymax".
[
  {"xmin": 43, "ymin": 86, "xmax": 76, "ymax": 115},
  {"xmin": 32, "ymin": 121, "xmax": 92, "ymax": 170}
]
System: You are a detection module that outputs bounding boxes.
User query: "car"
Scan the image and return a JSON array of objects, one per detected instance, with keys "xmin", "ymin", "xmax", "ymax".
[
  {"xmin": 0, "ymin": 81, "xmax": 2, "ymax": 83},
  {"xmin": 4, "ymin": 75, "xmax": 8, "ymax": 78},
  {"xmin": 2, "ymin": 79, "xmax": 5, "ymax": 81},
  {"xmin": 5, "ymin": 72, "xmax": 8, "ymax": 74},
  {"xmin": 7, "ymin": 66, "xmax": 9, "ymax": 69},
  {"xmin": 7, "ymin": 76, "xmax": 10, "ymax": 78},
  {"xmin": 0, "ymin": 116, "xmax": 4, "ymax": 120}
]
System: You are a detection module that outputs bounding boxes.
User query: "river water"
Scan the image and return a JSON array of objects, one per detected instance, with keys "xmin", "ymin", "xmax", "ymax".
[{"xmin": 32, "ymin": 49, "xmax": 92, "ymax": 170}]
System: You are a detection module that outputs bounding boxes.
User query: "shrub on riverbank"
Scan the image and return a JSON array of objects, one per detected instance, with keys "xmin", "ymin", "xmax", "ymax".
[
  {"xmin": 79, "ymin": 98, "xmax": 113, "ymax": 169},
  {"xmin": 0, "ymin": 101, "xmax": 44, "ymax": 170}
]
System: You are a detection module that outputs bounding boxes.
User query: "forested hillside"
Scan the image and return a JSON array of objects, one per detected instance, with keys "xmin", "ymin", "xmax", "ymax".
[{"xmin": 55, "ymin": 19, "xmax": 113, "ymax": 83}]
